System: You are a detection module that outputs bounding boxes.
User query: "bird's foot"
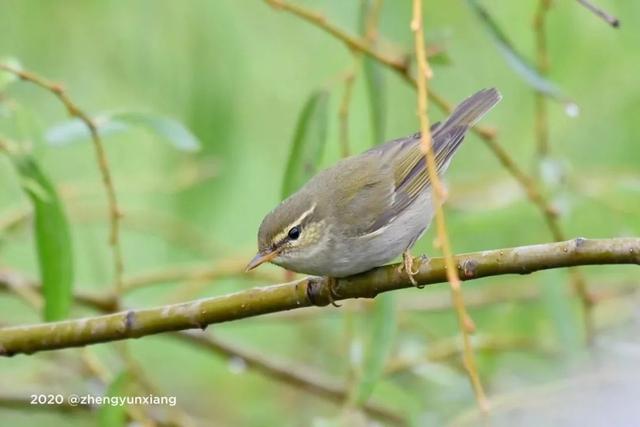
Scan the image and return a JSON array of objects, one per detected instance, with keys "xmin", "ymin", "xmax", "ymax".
[
  {"xmin": 327, "ymin": 277, "xmax": 342, "ymax": 307},
  {"xmin": 398, "ymin": 250, "xmax": 424, "ymax": 288}
]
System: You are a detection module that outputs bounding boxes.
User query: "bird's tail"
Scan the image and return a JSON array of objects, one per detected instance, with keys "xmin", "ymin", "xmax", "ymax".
[{"xmin": 433, "ymin": 87, "xmax": 502, "ymax": 171}]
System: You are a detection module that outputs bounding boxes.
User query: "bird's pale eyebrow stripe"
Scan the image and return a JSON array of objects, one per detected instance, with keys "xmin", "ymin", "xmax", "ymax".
[
  {"xmin": 272, "ymin": 202, "xmax": 317, "ymax": 244},
  {"xmin": 291, "ymin": 202, "xmax": 317, "ymax": 228}
]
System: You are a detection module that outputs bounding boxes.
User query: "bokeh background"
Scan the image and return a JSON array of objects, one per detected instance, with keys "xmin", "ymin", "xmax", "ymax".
[{"xmin": 0, "ymin": 0, "xmax": 639, "ymax": 426}]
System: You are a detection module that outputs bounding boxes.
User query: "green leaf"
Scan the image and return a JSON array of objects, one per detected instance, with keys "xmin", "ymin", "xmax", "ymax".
[
  {"xmin": 45, "ymin": 111, "xmax": 201, "ymax": 151},
  {"xmin": 359, "ymin": 0, "xmax": 386, "ymax": 146},
  {"xmin": 4, "ymin": 151, "xmax": 74, "ymax": 321},
  {"xmin": 466, "ymin": 0, "xmax": 576, "ymax": 112},
  {"xmin": 0, "ymin": 57, "xmax": 21, "ymax": 92},
  {"xmin": 45, "ymin": 116, "xmax": 127, "ymax": 145},
  {"xmin": 281, "ymin": 90, "xmax": 329, "ymax": 199},
  {"xmin": 112, "ymin": 111, "xmax": 200, "ymax": 151},
  {"xmin": 98, "ymin": 371, "xmax": 129, "ymax": 427},
  {"xmin": 362, "ymin": 59, "xmax": 386, "ymax": 147},
  {"xmin": 355, "ymin": 293, "xmax": 396, "ymax": 404}
]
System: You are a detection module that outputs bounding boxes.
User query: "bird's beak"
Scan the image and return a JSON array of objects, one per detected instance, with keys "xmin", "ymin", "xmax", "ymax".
[{"xmin": 245, "ymin": 249, "xmax": 279, "ymax": 272}]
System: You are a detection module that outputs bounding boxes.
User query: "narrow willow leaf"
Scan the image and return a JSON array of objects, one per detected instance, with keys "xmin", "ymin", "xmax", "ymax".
[
  {"xmin": 10, "ymin": 154, "xmax": 74, "ymax": 321},
  {"xmin": 45, "ymin": 111, "xmax": 201, "ymax": 151},
  {"xmin": 0, "ymin": 57, "xmax": 21, "ymax": 91},
  {"xmin": 112, "ymin": 111, "xmax": 200, "ymax": 151},
  {"xmin": 281, "ymin": 90, "xmax": 329, "ymax": 199},
  {"xmin": 362, "ymin": 59, "xmax": 386, "ymax": 146},
  {"xmin": 359, "ymin": 0, "xmax": 386, "ymax": 146},
  {"xmin": 45, "ymin": 116, "xmax": 127, "ymax": 146},
  {"xmin": 98, "ymin": 371, "xmax": 129, "ymax": 427},
  {"xmin": 467, "ymin": 0, "xmax": 576, "ymax": 112},
  {"xmin": 355, "ymin": 293, "xmax": 396, "ymax": 404}
]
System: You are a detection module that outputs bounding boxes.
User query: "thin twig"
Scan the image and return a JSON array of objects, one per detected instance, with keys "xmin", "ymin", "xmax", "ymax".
[
  {"xmin": 260, "ymin": 0, "xmax": 568, "ymax": 250},
  {"xmin": 337, "ymin": 0, "xmax": 384, "ymax": 159},
  {"xmin": 263, "ymin": 0, "xmax": 597, "ymax": 345},
  {"xmin": 0, "ymin": 270, "xmax": 156, "ymax": 426},
  {"xmin": 0, "ymin": 63, "xmax": 125, "ymax": 293},
  {"xmin": 0, "ymin": 237, "xmax": 636, "ymax": 356},
  {"xmin": 575, "ymin": 0, "xmax": 620, "ymax": 28},
  {"xmin": 532, "ymin": 2, "xmax": 594, "ymax": 342},
  {"xmin": 338, "ymin": 71, "xmax": 357, "ymax": 158},
  {"xmin": 178, "ymin": 332, "xmax": 405, "ymax": 426},
  {"xmin": 265, "ymin": 0, "xmax": 408, "ymax": 74},
  {"xmin": 411, "ymin": 0, "xmax": 488, "ymax": 413},
  {"xmin": 122, "ymin": 257, "xmax": 281, "ymax": 293},
  {"xmin": 533, "ymin": 0, "xmax": 551, "ymax": 160},
  {"xmin": 385, "ymin": 335, "xmax": 556, "ymax": 375},
  {"xmin": 0, "ymin": 269, "xmax": 404, "ymax": 426}
]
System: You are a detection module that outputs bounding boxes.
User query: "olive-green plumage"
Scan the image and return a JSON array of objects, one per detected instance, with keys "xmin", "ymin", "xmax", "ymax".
[{"xmin": 247, "ymin": 88, "xmax": 502, "ymax": 278}]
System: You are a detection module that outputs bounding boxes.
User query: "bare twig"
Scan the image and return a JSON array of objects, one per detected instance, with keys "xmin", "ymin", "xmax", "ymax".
[
  {"xmin": 260, "ymin": 0, "xmax": 574, "ymax": 262},
  {"xmin": 575, "ymin": 0, "xmax": 620, "ymax": 28},
  {"xmin": 0, "ymin": 272, "xmax": 156, "ymax": 426},
  {"xmin": 533, "ymin": 0, "xmax": 551, "ymax": 160},
  {"xmin": 0, "ymin": 63, "xmax": 125, "ymax": 293},
  {"xmin": 123, "ymin": 257, "xmax": 281, "ymax": 293},
  {"xmin": 385, "ymin": 335, "xmax": 556, "ymax": 375},
  {"xmin": 0, "ymin": 270, "xmax": 404, "ymax": 425},
  {"xmin": 264, "ymin": 0, "xmax": 408, "ymax": 74},
  {"xmin": 532, "ymin": 2, "xmax": 595, "ymax": 342},
  {"xmin": 337, "ymin": 0, "xmax": 384, "ymax": 159},
  {"xmin": 262, "ymin": 0, "xmax": 599, "ymax": 348},
  {"xmin": 0, "ymin": 238, "xmax": 637, "ymax": 356},
  {"xmin": 411, "ymin": 0, "xmax": 488, "ymax": 412},
  {"xmin": 178, "ymin": 332, "xmax": 405, "ymax": 425},
  {"xmin": 338, "ymin": 71, "xmax": 357, "ymax": 158}
]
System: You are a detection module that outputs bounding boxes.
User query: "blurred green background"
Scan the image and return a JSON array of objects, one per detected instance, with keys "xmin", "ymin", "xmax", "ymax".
[{"xmin": 0, "ymin": 0, "xmax": 638, "ymax": 426}]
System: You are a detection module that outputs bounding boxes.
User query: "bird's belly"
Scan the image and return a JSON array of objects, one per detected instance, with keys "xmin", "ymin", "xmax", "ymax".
[{"xmin": 326, "ymin": 193, "xmax": 434, "ymax": 277}]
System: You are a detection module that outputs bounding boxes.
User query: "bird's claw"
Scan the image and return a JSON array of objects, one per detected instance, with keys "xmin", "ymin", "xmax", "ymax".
[
  {"xmin": 398, "ymin": 251, "xmax": 424, "ymax": 288},
  {"xmin": 327, "ymin": 277, "xmax": 342, "ymax": 307}
]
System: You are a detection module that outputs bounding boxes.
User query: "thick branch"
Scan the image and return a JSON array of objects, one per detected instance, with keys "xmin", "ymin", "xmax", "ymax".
[{"xmin": 0, "ymin": 238, "xmax": 637, "ymax": 357}]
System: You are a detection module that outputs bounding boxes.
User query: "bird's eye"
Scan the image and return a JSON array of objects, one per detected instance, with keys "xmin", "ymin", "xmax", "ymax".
[{"xmin": 288, "ymin": 226, "xmax": 301, "ymax": 240}]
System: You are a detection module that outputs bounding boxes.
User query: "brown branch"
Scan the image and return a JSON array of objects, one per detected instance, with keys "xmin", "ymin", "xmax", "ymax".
[
  {"xmin": 337, "ymin": 0, "xmax": 384, "ymax": 159},
  {"xmin": 385, "ymin": 335, "xmax": 556, "ymax": 376},
  {"xmin": 533, "ymin": 0, "xmax": 551, "ymax": 160},
  {"xmin": 532, "ymin": 2, "xmax": 595, "ymax": 342},
  {"xmin": 122, "ymin": 257, "xmax": 282, "ymax": 293},
  {"xmin": 0, "ymin": 238, "xmax": 636, "ymax": 357},
  {"xmin": 262, "ymin": 0, "xmax": 600, "ymax": 348},
  {"xmin": 177, "ymin": 331, "xmax": 405, "ymax": 425},
  {"xmin": 264, "ymin": 0, "xmax": 408, "ymax": 74},
  {"xmin": 262, "ymin": 280, "xmax": 637, "ymax": 323},
  {"xmin": 0, "ymin": 63, "xmax": 125, "ymax": 293},
  {"xmin": 338, "ymin": 70, "xmax": 357, "ymax": 158},
  {"xmin": 411, "ymin": 0, "xmax": 487, "ymax": 412},
  {"xmin": 575, "ymin": 0, "xmax": 620, "ymax": 28},
  {"xmin": 260, "ymin": 0, "xmax": 577, "ymax": 267},
  {"xmin": 0, "ymin": 270, "xmax": 404, "ymax": 425}
]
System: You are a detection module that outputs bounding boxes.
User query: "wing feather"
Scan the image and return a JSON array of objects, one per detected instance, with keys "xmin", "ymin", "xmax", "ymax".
[{"xmin": 364, "ymin": 88, "xmax": 501, "ymax": 233}]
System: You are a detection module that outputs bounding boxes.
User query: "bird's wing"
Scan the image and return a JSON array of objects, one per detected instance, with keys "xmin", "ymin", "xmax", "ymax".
[
  {"xmin": 362, "ymin": 88, "xmax": 502, "ymax": 233},
  {"xmin": 330, "ymin": 153, "xmax": 396, "ymax": 237}
]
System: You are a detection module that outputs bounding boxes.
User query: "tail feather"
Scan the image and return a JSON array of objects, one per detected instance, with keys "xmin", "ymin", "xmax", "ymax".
[
  {"xmin": 433, "ymin": 88, "xmax": 502, "ymax": 140},
  {"xmin": 364, "ymin": 88, "xmax": 501, "ymax": 233},
  {"xmin": 432, "ymin": 87, "xmax": 501, "ymax": 172}
]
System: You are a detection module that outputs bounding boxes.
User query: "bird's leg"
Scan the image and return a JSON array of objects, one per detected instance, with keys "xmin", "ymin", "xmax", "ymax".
[
  {"xmin": 398, "ymin": 250, "xmax": 424, "ymax": 288},
  {"xmin": 327, "ymin": 277, "xmax": 341, "ymax": 307}
]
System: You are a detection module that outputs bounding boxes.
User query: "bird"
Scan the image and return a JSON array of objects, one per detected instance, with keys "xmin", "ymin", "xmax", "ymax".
[{"xmin": 246, "ymin": 88, "xmax": 502, "ymax": 304}]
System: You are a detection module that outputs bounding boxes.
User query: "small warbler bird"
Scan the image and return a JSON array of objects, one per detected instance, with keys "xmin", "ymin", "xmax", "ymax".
[{"xmin": 246, "ymin": 88, "xmax": 501, "ymax": 301}]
